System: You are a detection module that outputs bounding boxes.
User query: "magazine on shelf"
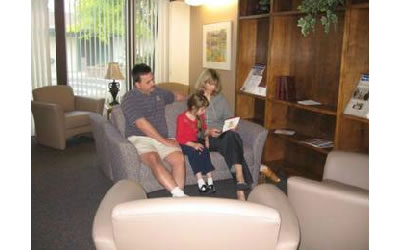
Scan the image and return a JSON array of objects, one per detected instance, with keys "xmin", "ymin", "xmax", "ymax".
[
  {"xmin": 344, "ymin": 74, "xmax": 369, "ymax": 119},
  {"xmin": 222, "ymin": 117, "xmax": 240, "ymax": 133},
  {"xmin": 301, "ymin": 138, "xmax": 334, "ymax": 148},
  {"xmin": 274, "ymin": 129, "xmax": 296, "ymax": 136},
  {"xmin": 240, "ymin": 64, "xmax": 266, "ymax": 96},
  {"xmin": 297, "ymin": 99, "xmax": 321, "ymax": 105}
]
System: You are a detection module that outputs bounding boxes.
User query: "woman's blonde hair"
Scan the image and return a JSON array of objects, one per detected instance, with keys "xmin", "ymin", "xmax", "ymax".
[{"xmin": 193, "ymin": 69, "xmax": 221, "ymax": 95}]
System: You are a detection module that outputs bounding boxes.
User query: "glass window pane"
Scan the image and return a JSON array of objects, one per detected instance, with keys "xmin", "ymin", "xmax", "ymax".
[{"xmin": 64, "ymin": 0, "xmax": 127, "ymax": 100}]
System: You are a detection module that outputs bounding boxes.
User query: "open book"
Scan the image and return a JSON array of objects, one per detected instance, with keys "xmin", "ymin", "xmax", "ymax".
[{"xmin": 222, "ymin": 117, "xmax": 240, "ymax": 133}]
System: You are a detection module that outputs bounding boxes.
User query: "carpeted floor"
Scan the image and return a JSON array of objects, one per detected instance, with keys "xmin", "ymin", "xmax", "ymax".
[{"xmin": 32, "ymin": 136, "xmax": 283, "ymax": 250}]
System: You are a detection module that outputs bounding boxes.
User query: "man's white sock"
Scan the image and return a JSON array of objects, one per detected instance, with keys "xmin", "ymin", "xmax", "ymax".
[
  {"xmin": 197, "ymin": 178, "xmax": 206, "ymax": 189},
  {"xmin": 207, "ymin": 177, "xmax": 213, "ymax": 185},
  {"xmin": 171, "ymin": 187, "xmax": 186, "ymax": 197}
]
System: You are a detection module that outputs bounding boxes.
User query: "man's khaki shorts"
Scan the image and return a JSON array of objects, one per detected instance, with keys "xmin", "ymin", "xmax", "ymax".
[{"xmin": 127, "ymin": 136, "xmax": 182, "ymax": 159}]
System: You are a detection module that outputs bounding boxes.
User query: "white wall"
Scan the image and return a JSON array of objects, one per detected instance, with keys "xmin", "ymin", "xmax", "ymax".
[{"xmin": 169, "ymin": 1, "xmax": 190, "ymax": 85}]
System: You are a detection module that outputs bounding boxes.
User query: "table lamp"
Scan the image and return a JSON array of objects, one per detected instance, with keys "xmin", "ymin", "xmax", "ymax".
[{"xmin": 105, "ymin": 62, "xmax": 124, "ymax": 105}]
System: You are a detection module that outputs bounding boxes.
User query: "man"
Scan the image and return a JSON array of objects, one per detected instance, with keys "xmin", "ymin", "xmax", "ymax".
[{"xmin": 121, "ymin": 63, "xmax": 187, "ymax": 197}]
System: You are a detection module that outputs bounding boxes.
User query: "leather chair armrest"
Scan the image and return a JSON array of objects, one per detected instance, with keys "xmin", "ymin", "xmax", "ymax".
[
  {"xmin": 323, "ymin": 151, "xmax": 369, "ymax": 190},
  {"xmin": 248, "ymin": 184, "xmax": 300, "ymax": 250},
  {"xmin": 75, "ymin": 96, "xmax": 105, "ymax": 114},
  {"xmin": 93, "ymin": 180, "xmax": 147, "ymax": 250},
  {"xmin": 288, "ymin": 176, "xmax": 369, "ymax": 250},
  {"xmin": 31, "ymin": 101, "xmax": 66, "ymax": 149}
]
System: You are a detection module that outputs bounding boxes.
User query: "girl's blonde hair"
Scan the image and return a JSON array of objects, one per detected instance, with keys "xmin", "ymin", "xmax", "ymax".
[
  {"xmin": 187, "ymin": 90, "xmax": 209, "ymax": 131},
  {"xmin": 193, "ymin": 69, "xmax": 221, "ymax": 95}
]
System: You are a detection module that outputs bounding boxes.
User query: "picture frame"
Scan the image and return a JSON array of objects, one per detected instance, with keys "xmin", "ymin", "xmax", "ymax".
[{"xmin": 202, "ymin": 21, "xmax": 232, "ymax": 70}]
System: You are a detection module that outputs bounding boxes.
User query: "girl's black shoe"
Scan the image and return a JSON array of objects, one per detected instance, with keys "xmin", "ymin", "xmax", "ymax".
[
  {"xmin": 198, "ymin": 184, "xmax": 208, "ymax": 193},
  {"xmin": 207, "ymin": 184, "xmax": 216, "ymax": 193},
  {"xmin": 236, "ymin": 182, "xmax": 250, "ymax": 191}
]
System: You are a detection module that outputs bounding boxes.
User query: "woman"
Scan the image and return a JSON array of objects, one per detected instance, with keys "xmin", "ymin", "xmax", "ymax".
[{"xmin": 194, "ymin": 69, "xmax": 253, "ymax": 200}]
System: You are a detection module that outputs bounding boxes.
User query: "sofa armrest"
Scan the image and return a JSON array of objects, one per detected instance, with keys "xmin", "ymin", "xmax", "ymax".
[
  {"xmin": 248, "ymin": 184, "xmax": 300, "ymax": 250},
  {"xmin": 323, "ymin": 151, "xmax": 369, "ymax": 190},
  {"xmin": 237, "ymin": 119, "xmax": 268, "ymax": 165},
  {"xmin": 92, "ymin": 180, "xmax": 147, "ymax": 250},
  {"xmin": 104, "ymin": 123, "xmax": 142, "ymax": 182},
  {"xmin": 288, "ymin": 176, "xmax": 369, "ymax": 250},
  {"xmin": 75, "ymin": 96, "xmax": 105, "ymax": 114},
  {"xmin": 31, "ymin": 100, "xmax": 66, "ymax": 149}
]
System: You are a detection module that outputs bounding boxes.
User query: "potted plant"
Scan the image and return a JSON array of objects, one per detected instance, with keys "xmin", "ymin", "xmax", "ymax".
[{"xmin": 297, "ymin": 0, "xmax": 344, "ymax": 36}]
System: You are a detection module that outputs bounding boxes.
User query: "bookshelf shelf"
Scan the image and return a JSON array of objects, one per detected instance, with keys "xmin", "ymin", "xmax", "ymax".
[
  {"xmin": 270, "ymin": 11, "xmax": 302, "ymax": 16},
  {"xmin": 239, "ymin": 91, "xmax": 266, "ymax": 101},
  {"xmin": 342, "ymin": 114, "xmax": 369, "ymax": 124},
  {"xmin": 268, "ymin": 98, "xmax": 337, "ymax": 116},
  {"xmin": 239, "ymin": 13, "xmax": 270, "ymax": 20},
  {"xmin": 271, "ymin": 132, "xmax": 333, "ymax": 155}
]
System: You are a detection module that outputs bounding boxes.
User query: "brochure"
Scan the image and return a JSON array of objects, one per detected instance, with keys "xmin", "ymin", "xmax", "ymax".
[
  {"xmin": 297, "ymin": 100, "xmax": 321, "ymax": 105},
  {"xmin": 240, "ymin": 64, "xmax": 266, "ymax": 97},
  {"xmin": 301, "ymin": 138, "xmax": 334, "ymax": 148},
  {"xmin": 344, "ymin": 74, "xmax": 369, "ymax": 119}
]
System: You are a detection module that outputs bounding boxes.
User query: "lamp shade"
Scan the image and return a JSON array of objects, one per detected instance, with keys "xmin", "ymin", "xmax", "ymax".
[
  {"xmin": 184, "ymin": 0, "xmax": 204, "ymax": 6},
  {"xmin": 105, "ymin": 62, "xmax": 124, "ymax": 80}
]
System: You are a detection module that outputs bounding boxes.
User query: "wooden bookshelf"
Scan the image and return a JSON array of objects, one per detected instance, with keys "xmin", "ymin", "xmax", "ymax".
[
  {"xmin": 265, "ymin": 159, "xmax": 321, "ymax": 181},
  {"xmin": 236, "ymin": 0, "xmax": 369, "ymax": 180}
]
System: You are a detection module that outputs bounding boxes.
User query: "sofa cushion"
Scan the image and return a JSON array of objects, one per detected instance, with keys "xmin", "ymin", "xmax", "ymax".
[
  {"xmin": 243, "ymin": 146, "xmax": 254, "ymax": 167},
  {"xmin": 64, "ymin": 111, "xmax": 91, "ymax": 129},
  {"xmin": 165, "ymin": 101, "xmax": 186, "ymax": 138}
]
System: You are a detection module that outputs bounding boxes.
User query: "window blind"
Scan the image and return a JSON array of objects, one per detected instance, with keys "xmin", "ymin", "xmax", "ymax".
[{"xmin": 64, "ymin": 0, "xmax": 127, "ymax": 100}]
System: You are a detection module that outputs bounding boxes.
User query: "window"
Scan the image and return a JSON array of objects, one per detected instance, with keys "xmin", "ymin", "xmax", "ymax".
[{"xmin": 63, "ymin": 0, "xmax": 127, "ymax": 99}]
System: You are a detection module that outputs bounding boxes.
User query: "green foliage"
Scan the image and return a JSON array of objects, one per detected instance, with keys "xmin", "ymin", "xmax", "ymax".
[
  {"xmin": 68, "ymin": 0, "xmax": 125, "ymax": 43},
  {"xmin": 297, "ymin": 0, "xmax": 344, "ymax": 36},
  {"xmin": 258, "ymin": 0, "xmax": 270, "ymax": 12}
]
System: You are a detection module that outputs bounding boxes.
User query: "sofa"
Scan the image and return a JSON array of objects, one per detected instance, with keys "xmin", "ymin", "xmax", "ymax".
[
  {"xmin": 90, "ymin": 100, "xmax": 268, "ymax": 193},
  {"xmin": 92, "ymin": 180, "xmax": 300, "ymax": 250},
  {"xmin": 32, "ymin": 85, "xmax": 105, "ymax": 150}
]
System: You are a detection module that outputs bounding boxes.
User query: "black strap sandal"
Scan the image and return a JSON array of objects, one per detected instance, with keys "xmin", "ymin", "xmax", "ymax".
[
  {"xmin": 198, "ymin": 184, "xmax": 208, "ymax": 193},
  {"xmin": 236, "ymin": 182, "xmax": 250, "ymax": 191}
]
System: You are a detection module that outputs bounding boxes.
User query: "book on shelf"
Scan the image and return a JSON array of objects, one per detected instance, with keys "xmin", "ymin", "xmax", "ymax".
[
  {"xmin": 297, "ymin": 99, "xmax": 321, "ymax": 105},
  {"xmin": 274, "ymin": 129, "xmax": 296, "ymax": 136},
  {"xmin": 344, "ymin": 73, "xmax": 369, "ymax": 119},
  {"xmin": 240, "ymin": 64, "xmax": 266, "ymax": 97},
  {"xmin": 275, "ymin": 76, "xmax": 296, "ymax": 101},
  {"xmin": 300, "ymin": 138, "xmax": 334, "ymax": 148}
]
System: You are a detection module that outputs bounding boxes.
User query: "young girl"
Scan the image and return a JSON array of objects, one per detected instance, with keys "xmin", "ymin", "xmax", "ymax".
[{"xmin": 176, "ymin": 92, "xmax": 216, "ymax": 193}]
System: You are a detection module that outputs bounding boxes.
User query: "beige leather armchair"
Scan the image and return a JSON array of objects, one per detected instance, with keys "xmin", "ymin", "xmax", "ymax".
[
  {"xmin": 287, "ymin": 151, "xmax": 369, "ymax": 250},
  {"xmin": 93, "ymin": 180, "xmax": 300, "ymax": 250},
  {"xmin": 32, "ymin": 85, "xmax": 105, "ymax": 150}
]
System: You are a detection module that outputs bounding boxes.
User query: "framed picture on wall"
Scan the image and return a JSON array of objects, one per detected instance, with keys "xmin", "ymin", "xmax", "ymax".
[{"xmin": 203, "ymin": 21, "xmax": 232, "ymax": 70}]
